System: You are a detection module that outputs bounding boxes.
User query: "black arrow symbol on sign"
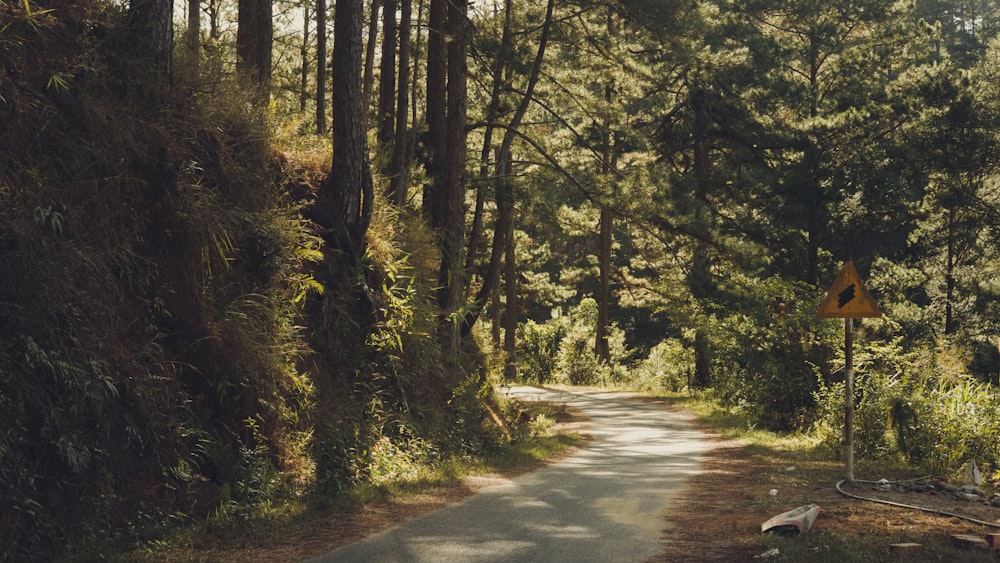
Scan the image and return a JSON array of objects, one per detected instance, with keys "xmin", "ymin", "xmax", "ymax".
[{"xmin": 838, "ymin": 284, "xmax": 856, "ymax": 308}]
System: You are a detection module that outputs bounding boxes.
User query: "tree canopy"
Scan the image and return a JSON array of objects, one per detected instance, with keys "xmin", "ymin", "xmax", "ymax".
[{"xmin": 5, "ymin": 0, "xmax": 1000, "ymax": 557}]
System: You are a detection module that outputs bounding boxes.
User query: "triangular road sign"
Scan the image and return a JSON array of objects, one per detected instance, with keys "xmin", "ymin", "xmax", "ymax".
[{"xmin": 816, "ymin": 260, "xmax": 883, "ymax": 318}]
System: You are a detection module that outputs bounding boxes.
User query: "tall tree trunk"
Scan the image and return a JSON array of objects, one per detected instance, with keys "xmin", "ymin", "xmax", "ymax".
[
  {"xmin": 807, "ymin": 204, "xmax": 820, "ymax": 286},
  {"xmin": 596, "ymin": 75, "xmax": 615, "ymax": 364},
  {"xmin": 186, "ymin": 0, "xmax": 200, "ymax": 68},
  {"xmin": 325, "ymin": 0, "xmax": 374, "ymax": 257},
  {"xmin": 316, "ymin": 0, "xmax": 328, "ymax": 134},
  {"xmin": 459, "ymin": 0, "xmax": 554, "ymax": 336},
  {"xmin": 503, "ymin": 201, "xmax": 517, "ymax": 380},
  {"xmin": 313, "ymin": 0, "xmax": 375, "ymax": 492},
  {"xmin": 693, "ymin": 330, "xmax": 710, "ymax": 389},
  {"xmin": 491, "ymin": 282, "xmax": 502, "ymax": 349},
  {"xmin": 945, "ymin": 207, "xmax": 956, "ymax": 335},
  {"xmin": 805, "ymin": 35, "xmax": 822, "ymax": 287},
  {"xmin": 237, "ymin": 0, "xmax": 273, "ymax": 100},
  {"xmin": 362, "ymin": 0, "xmax": 381, "ymax": 124},
  {"xmin": 411, "ymin": 0, "xmax": 424, "ymax": 128},
  {"xmin": 388, "ymin": 0, "xmax": 412, "ymax": 205},
  {"xmin": 207, "ymin": 0, "xmax": 220, "ymax": 39},
  {"xmin": 438, "ymin": 0, "xmax": 469, "ymax": 358},
  {"xmin": 423, "ymin": 0, "xmax": 447, "ymax": 225},
  {"xmin": 128, "ymin": 0, "xmax": 173, "ymax": 86},
  {"xmin": 300, "ymin": 3, "xmax": 311, "ymax": 112},
  {"xmin": 596, "ymin": 204, "xmax": 612, "ymax": 363},
  {"xmin": 377, "ymin": 0, "xmax": 397, "ymax": 150}
]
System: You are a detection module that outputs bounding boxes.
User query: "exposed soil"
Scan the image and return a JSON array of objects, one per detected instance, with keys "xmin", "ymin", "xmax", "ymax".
[
  {"xmin": 200, "ymin": 401, "xmax": 1000, "ymax": 562},
  {"xmin": 653, "ymin": 404, "xmax": 1000, "ymax": 562}
]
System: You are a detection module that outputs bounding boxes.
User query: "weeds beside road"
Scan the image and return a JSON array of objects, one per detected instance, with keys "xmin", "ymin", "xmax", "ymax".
[
  {"xmin": 120, "ymin": 388, "xmax": 1000, "ymax": 562},
  {"xmin": 656, "ymin": 393, "xmax": 1000, "ymax": 562}
]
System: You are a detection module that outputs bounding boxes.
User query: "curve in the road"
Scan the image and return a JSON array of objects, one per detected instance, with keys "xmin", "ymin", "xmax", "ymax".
[{"xmin": 306, "ymin": 386, "xmax": 709, "ymax": 563}]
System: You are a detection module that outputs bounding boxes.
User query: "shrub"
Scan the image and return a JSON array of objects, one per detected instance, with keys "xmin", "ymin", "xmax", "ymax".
[
  {"xmin": 892, "ymin": 376, "xmax": 1000, "ymax": 475},
  {"xmin": 629, "ymin": 339, "xmax": 693, "ymax": 392},
  {"xmin": 707, "ymin": 276, "xmax": 839, "ymax": 430},
  {"xmin": 812, "ymin": 370, "xmax": 896, "ymax": 462},
  {"xmin": 553, "ymin": 298, "xmax": 630, "ymax": 385},
  {"xmin": 557, "ymin": 322, "xmax": 605, "ymax": 385},
  {"xmin": 811, "ymin": 337, "xmax": 1000, "ymax": 477},
  {"xmin": 517, "ymin": 319, "xmax": 566, "ymax": 383}
]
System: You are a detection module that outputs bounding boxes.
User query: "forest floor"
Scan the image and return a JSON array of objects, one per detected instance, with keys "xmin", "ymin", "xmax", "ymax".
[
  {"xmin": 653, "ymin": 402, "xmax": 1000, "ymax": 562},
  {"xmin": 179, "ymin": 397, "xmax": 1000, "ymax": 562}
]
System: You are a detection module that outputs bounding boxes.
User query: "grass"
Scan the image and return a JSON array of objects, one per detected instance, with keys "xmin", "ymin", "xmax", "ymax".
[
  {"xmin": 104, "ymin": 386, "xmax": 1000, "ymax": 561},
  {"xmin": 108, "ymin": 400, "xmax": 583, "ymax": 562},
  {"xmin": 653, "ymin": 389, "xmax": 1000, "ymax": 562}
]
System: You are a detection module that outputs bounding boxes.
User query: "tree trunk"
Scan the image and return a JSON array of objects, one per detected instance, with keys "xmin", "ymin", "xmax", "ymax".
[
  {"xmin": 807, "ymin": 205, "xmax": 820, "ymax": 286},
  {"xmin": 300, "ymin": 3, "xmax": 310, "ymax": 112},
  {"xmin": 805, "ymin": 36, "xmax": 822, "ymax": 287},
  {"xmin": 693, "ymin": 329, "xmax": 711, "ymax": 390},
  {"xmin": 326, "ymin": 0, "xmax": 374, "ymax": 257},
  {"xmin": 312, "ymin": 0, "xmax": 375, "ymax": 492},
  {"xmin": 186, "ymin": 0, "xmax": 200, "ymax": 68},
  {"xmin": 423, "ymin": 0, "xmax": 447, "ymax": 225},
  {"xmin": 411, "ymin": 0, "xmax": 424, "ymax": 128},
  {"xmin": 596, "ymin": 204, "xmax": 612, "ymax": 363},
  {"xmin": 945, "ymin": 207, "xmax": 956, "ymax": 335},
  {"xmin": 316, "ymin": 0, "xmax": 328, "ymax": 134},
  {"xmin": 207, "ymin": 0, "xmax": 220, "ymax": 40},
  {"xmin": 362, "ymin": 0, "xmax": 380, "ymax": 124},
  {"xmin": 438, "ymin": 0, "xmax": 469, "ymax": 358},
  {"xmin": 596, "ymin": 73, "xmax": 615, "ymax": 364},
  {"xmin": 377, "ymin": 0, "xmax": 397, "ymax": 149},
  {"xmin": 491, "ymin": 281, "xmax": 502, "ymax": 349},
  {"xmin": 388, "ymin": 0, "xmax": 412, "ymax": 205},
  {"xmin": 128, "ymin": 0, "xmax": 173, "ymax": 86},
  {"xmin": 237, "ymin": 0, "xmax": 273, "ymax": 100},
  {"xmin": 690, "ymin": 84, "xmax": 712, "ymax": 389},
  {"xmin": 503, "ymin": 203, "xmax": 517, "ymax": 380}
]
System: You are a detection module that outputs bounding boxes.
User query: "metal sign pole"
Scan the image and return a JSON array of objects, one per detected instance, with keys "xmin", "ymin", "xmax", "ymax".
[
  {"xmin": 844, "ymin": 318, "xmax": 854, "ymax": 483},
  {"xmin": 817, "ymin": 260, "xmax": 879, "ymax": 484}
]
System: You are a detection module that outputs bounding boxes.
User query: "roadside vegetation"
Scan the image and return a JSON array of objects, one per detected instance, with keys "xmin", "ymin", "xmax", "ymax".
[
  {"xmin": 7, "ymin": 0, "xmax": 1000, "ymax": 559},
  {"xmin": 656, "ymin": 391, "xmax": 1000, "ymax": 562},
  {"xmin": 521, "ymin": 297, "xmax": 1000, "ymax": 485},
  {"xmin": 98, "ymin": 400, "xmax": 580, "ymax": 561}
]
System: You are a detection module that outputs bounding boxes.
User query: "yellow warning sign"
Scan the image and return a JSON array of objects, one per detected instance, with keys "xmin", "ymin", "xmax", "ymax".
[{"xmin": 816, "ymin": 260, "xmax": 883, "ymax": 318}]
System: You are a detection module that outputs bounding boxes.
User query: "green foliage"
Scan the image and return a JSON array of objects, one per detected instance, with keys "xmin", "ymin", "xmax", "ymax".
[
  {"xmin": 557, "ymin": 320, "xmax": 606, "ymax": 386},
  {"xmin": 551, "ymin": 299, "xmax": 629, "ymax": 386},
  {"xmin": 703, "ymin": 277, "xmax": 839, "ymax": 431},
  {"xmin": 0, "ymin": 4, "xmax": 320, "ymax": 556},
  {"xmin": 365, "ymin": 435, "xmax": 438, "ymax": 485},
  {"xmin": 810, "ymin": 336, "xmax": 1000, "ymax": 476},
  {"xmin": 813, "ymin": 372, "xmax": 895, "ymax": 462},
  {"xmin": 889, "ymin": 374, "xmax": 1000, "ymax": 476},
  {"xmin": 517, "ymin": 319, "xmax": 566, "ymax": 383},
  {"xmin": 306, "ymin": 195, "xmax": 504, "ymax": 503},
  {"xmin": 629, "ymin": 338, "xmax": 693, "ymax": 392}
]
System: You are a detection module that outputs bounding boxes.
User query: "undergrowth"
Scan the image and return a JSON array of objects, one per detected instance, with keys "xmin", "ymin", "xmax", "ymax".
[
  {"xmin": 117, "ymin": 398, "xmax": 579, "ymax": 561},
  {"xmin": 0, "ymin": 2, "xmax": 511, "ymax": 559},
  {"xmin": 1, "ymin": 2, "xmax": 314, "ymax": 558},
  {"xmin": 657, "ymin": 390, "xmax": 1000, "ymax": 562}
]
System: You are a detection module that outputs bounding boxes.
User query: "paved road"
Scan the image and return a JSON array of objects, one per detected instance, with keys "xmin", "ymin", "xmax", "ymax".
[{"xmin": 307, "ymin": 386, "xmax": 709, "ymax": 563}]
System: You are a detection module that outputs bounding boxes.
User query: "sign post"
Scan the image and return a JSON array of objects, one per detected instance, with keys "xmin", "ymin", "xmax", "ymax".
[{"xmin": 817, "ymin": 260, "xmax": 882, "ymax": 482}]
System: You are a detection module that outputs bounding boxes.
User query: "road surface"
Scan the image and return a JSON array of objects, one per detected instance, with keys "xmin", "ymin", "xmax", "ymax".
[{"xmin": 307, "ymin": 386, "xmax": 709, "ymax": 562}]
